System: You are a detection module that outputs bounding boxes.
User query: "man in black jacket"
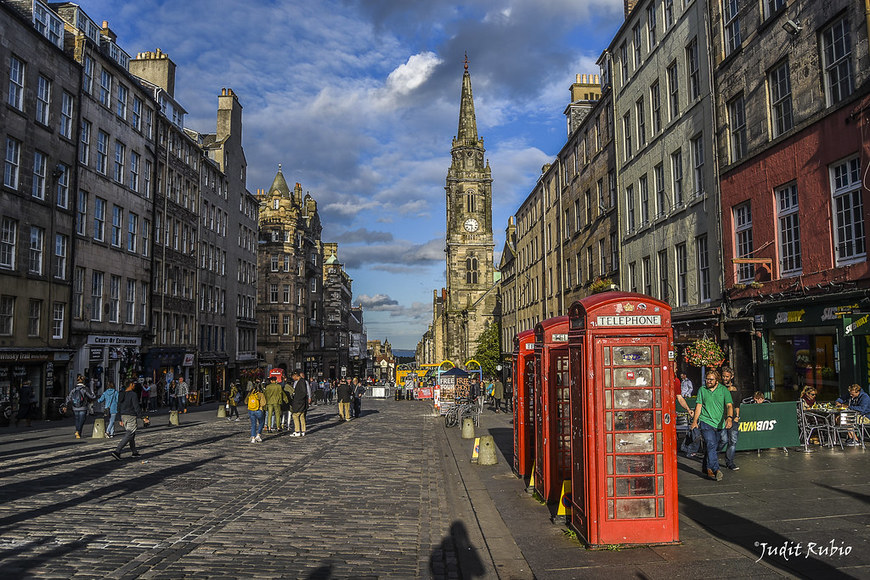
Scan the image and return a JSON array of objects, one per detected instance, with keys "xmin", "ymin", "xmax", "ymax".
[
  {"xmin": 290, "ymin": 371, "xmax": 310, "ymax": 436},
  {"xmin": 337, "ymin": 379, "xmax": 352, "ymax": 422},
  {"xmin": 112, "ymin": 381, "xmax": 143, "ymax": 460}
]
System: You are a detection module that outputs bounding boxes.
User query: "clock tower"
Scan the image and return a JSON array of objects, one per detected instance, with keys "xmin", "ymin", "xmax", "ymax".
[{"xmin": 444, "ymin": 58, "xmax": 496, "ymax": 365}]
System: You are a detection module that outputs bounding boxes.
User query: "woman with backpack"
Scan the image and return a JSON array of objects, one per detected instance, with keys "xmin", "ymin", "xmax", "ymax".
[
  {"xmin": 65, "ymin": 375, "xmax": 95, "ymax": 439},
  {"xmin": 226, "ymin": 381, "xmax": 241, "ymax": 421},
  {"xmin": 246, "ymin": 384, "xmax": 266, "ymax": 443}
]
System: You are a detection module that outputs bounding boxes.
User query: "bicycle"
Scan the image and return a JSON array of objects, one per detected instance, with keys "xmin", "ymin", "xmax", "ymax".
[{"xmin": 444, "ymin": 398, "xmax": 480, "ymax": 428}]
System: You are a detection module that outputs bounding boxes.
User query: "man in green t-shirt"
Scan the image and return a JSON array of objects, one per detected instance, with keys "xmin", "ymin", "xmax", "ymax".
[{"xmin": 690, "ymin": 370, "xmax": 734, "ymax": 481}]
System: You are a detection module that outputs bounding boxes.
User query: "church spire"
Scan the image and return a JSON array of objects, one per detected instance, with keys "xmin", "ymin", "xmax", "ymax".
[{"xmin": 456, "ymin": 54, "xmax": 479, "ymax": 145}]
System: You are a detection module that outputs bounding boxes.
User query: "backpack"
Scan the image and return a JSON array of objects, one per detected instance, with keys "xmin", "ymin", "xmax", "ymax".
[
  {"xmin": 233, "ymin": 391, "xmax": 242, "ymax": 405},
  {"xmin": 71, "ymin": 387, "xmax": 84, "ymax": 408},
  {"xmin": 247, "ymin": 392, "xmax": 261, "ymax": 411}
]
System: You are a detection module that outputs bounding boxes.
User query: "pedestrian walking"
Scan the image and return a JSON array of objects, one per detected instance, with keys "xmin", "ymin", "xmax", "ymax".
[
  {"xmin": 690, "ymin": 370, "xmax": 734, "ymax": 481},
  {"xmin": 290, "ymin": 371, "xmax": 309, "ymax": 436},
  {"xmin": 176, "ymin": 378, "xmax": 189, "ymax": 413},
  {"xmin": 264, "ymin": 376, "xmax": 288, "ymax": 432},
  {"xmin": 13, "ymin": 380, "xmax": 34, "ymax": 427},
  {"xmin": 112, "ymin": 381, "xmax": 146, "ymax": 459},
  {"xmin": 246, "ymin": 384, "xmax": 266, "ymax": 443},
  {"xmin": 337, "ymin": 379, "xmax": 352, "ymax": 421},
  {"xmin": 492, "ymin": 377, "xmax": 504, "ymax": 413},
  {"xmin": 351, "ymin": 377, "xmax": 366, "ymax": 418},
  {"xmin": 65, "ymin": 375, "xmax": 95, "ymax": 439},
  {"xmin": 226, "ymin": 381, "xmax": 241, "ymax": 421},
  {"xmin": 167, "ymin": 379, "xmax": 178, "ymax": 412},
  {"xmin": 721, "ymin": 367, "xmax": 741, "ymax": 471},
  {"xmin": 98, "ymin": 382, "xmax": 119, "ymax": 437}
]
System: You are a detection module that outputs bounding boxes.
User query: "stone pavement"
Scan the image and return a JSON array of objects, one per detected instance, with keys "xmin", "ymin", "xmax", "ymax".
[{"xmin": 0, "ymin": 398, "xmax": 868, "ymax": 579}]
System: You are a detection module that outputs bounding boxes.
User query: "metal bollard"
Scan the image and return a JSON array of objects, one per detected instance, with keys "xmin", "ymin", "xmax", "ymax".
[
  {"xmin": 477, "ymin": 435, "xmax": 498, "ymax": 465},
  {"xmin": 92, "ymin": 417, "xmax": 106, "ymax": 438},
  {"xmin": 169, "ymin": 410, "xmax": 180, "ymax": 426},
  {"xmin": 461, "ymin": 417, "xmax": 475, "ymax": 439}
]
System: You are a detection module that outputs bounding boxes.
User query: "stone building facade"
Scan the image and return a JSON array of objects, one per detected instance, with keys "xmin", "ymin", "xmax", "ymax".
[
  {"xmin": 46, "ymin": 7, "xmax": 158, "ymax": 399},
  {"xmin": 0, "ymin": 0, "xmax": 79, "ymax": 417},
  {"xmin": 711, "ymin": 0, "xmax": 870, "ymax": 400},
  {"xmin": 322, "ymin": 242, "xmax": 352, "ymax": 380},
  {"xmin": 256, "ymin": 171, "xmax": 323, "ymax": 375},
  {"xmin": 606, "ymin": 0, "xmax": 722, "ymax": 380}
]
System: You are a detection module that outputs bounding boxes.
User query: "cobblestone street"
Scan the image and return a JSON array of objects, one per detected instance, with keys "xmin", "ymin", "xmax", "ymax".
[{"xmin": 0, "ymin": 399, "xmax": 469, "ymax": 579}]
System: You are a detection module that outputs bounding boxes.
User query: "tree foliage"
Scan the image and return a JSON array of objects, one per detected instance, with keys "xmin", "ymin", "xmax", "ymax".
[{"xmin": 473, "ymin": 321, "xmax": 501, "ymax": 379}]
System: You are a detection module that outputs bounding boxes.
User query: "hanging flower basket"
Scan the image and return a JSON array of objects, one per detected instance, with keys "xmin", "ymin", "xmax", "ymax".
[{"xmin": 684, "ymin": 338, "xmax": 726, "ymax": 368}]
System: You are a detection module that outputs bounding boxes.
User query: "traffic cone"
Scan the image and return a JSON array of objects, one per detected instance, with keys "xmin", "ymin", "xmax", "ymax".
[{"xmin": 557, "ymin": 480, "xmax": 572, "ymax": 517}]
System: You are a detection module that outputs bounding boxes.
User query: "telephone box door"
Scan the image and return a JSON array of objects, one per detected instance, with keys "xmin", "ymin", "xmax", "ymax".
[{"xmin": 593, "ymin": 335, "xmax": 678, "ymax": 544}]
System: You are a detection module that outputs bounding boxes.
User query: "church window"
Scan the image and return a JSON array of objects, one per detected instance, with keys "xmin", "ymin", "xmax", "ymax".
[
  {"xmin": 466, "ymin": 192, "xmax": 476, "ymax": 213},
  {"xmin": 466, "ymin": 256, "xmax": 479, "ymax": 284}
]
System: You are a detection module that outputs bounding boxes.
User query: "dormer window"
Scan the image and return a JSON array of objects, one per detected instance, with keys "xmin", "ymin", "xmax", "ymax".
[{"xmin": 273, "ymin": 199, "xmax": 279, "ymax": 210}]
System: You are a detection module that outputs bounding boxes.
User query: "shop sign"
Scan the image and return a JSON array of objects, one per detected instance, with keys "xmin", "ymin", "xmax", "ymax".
[
  {"xmin": 182, "ymin": 354, "xmax": 194, "ymax": 366},
  {"xmin": 774, "ymin": 310, "xmax": 805, "ymax": 324},
  {"xmin": 13, "ymin": 365, "xmax": 26, "ymax": 377},
  {"xmin": 845, "ymin": 314, "xmax": 869, "ymax": 335},
  {"xmin": 88, "ymin": 335, "xmax": 142, "ymax": 346},
  {"xmin": 0, "ymin": 352, "xmax": 49, "ymax": 362},
  {"xmin": 595, "ymin": 315, "xmax": 661, "ymax": 327},
  {"xmin": 89, "ymin": 347, "xmax": 103, "ymax": 361}
]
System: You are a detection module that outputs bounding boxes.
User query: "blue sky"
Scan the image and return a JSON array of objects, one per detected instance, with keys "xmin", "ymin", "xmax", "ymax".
[{"xmin": 82, "ymin": 0, "xmax": 625, "ymax": 350}]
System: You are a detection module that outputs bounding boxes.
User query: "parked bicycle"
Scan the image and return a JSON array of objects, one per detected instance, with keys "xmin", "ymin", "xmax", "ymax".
[{"xmin": 444, "ymin": 397, "xmax": 480, "ymax": 428}]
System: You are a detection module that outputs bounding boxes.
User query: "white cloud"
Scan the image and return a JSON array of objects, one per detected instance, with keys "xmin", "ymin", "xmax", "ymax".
[{"xmin": 386, "ymin": 52, "xmax": 443, "ymax": 94}]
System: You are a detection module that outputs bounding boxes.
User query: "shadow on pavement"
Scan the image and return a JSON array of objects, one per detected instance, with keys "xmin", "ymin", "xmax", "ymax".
[
  {"xmin": 0, "ymin": 533, "xmax": 104, "ymax": 576},
  {"xmin": 679, "ymin": 495, "xmax": 846, "ymax": 579},
  {"xmin": 305, "ymin": 564, "xmax": 334, "ymax": 579},
  {"xmin": 0, "ymin": 457, "xmax": 217, "ymax": 529},
  {"xmin": 429, "ymin": 521, "xmax": 485, "ymax": 579},
  {"xmin": 0, "ymin": 431, "xmax": 235, "ymax": 506},
  {"xmin": 814, "ymin": 482, "xmax": 870, "ymax": 505},
  {"xmin": 487, "ymin": 426, "xmax": 515, "ymax": 471},
  {"xmin": 1, "ymin": 446, "xmax": 110, "ymax": 477}
]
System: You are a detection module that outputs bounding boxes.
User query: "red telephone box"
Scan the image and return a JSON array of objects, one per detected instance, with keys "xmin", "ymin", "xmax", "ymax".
[
  {"xmin": 512, "ymin": 329, "xmax": 536, "ymax": 478},
  {"xmin": 533, "ymin": 316, "xmax": 571, "ymax": 503},
  {"xmin": 568, "ymin": 292, "xmax": 678, "ymax": 546}
]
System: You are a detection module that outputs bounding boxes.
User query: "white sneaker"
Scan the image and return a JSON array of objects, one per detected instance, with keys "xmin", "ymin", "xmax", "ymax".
[
  {"xmin": 255, "ymin": 435, "xmax": 262, "ymax": 442},
  {"xmin": 251, "ymin": 437, "xmax": 256, "ymax": 443},
  {"xmin": 292, "ymin": 432, "xmax": 301, "ymax": 437},
  {"xmin": 301, "ymin": 432, "xmax": 306, "ymax": 437}
]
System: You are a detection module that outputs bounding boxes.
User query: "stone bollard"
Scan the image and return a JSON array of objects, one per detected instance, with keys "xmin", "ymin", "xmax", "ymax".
[
  {"xmin": 461, "ymin": 417, "xmax": 475, "ymax": 439},
  {"xmin": 217, "ymin": 404, "xmax": 226, "ymax": 418},
  {"xmin": 169, "ymin": 410, "xmax": 180, "ymax": 426},
  {"xmin": 92, "ymin": 417, "xmax": 106, "ymax": 438},
  {"xmin": 477, "ymin": 435, "xmax": 498, "ymax": 465}
]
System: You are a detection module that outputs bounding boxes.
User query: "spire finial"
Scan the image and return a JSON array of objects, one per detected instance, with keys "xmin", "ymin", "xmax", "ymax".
[
  {"xmin": 278, "ymin": 163, "xmax": 282, "ymax": 172},
  {"xmin": 464, "ymin": 52, "xmax": 468, "ymax": 71}
]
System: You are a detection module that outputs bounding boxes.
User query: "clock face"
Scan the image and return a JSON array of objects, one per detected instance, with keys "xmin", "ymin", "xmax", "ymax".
[{"xmin": 464, "ymin": 218, "xmax": 479, "ymax": 233}]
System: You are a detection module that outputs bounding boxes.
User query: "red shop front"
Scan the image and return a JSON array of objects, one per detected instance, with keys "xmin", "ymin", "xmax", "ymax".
[{"xmin": 568, "ymin": 292, "xmax": 679, "ymax": 547}]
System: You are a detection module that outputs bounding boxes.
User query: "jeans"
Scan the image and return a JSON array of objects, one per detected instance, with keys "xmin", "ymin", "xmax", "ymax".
[
  {"xmin": 249, "ymin": 410, "xmax": 265, "ymax": 437},
  {"xmin": 722, "ymin": 422, "xmax": 739, "ymax": 468},
  {"xmin": 106, "ymin": 412, "xmax": 117, "ymax": 436},
  {"xmin": 74, "ymin": 410, "xmax": 87, "ymax": 435},
  {"xmin": 699, "ymin": 421, "xmax": 723, "ymax": 474}
]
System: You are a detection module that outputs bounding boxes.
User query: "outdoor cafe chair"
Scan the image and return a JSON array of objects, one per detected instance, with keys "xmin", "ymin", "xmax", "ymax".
[
  {"xmin": 835, "ymin": 411, "xmax": 865, "ymax": 450},
  {"xmin": 800, "ymin": 407, "xmax": 834, "ymax": 450}
]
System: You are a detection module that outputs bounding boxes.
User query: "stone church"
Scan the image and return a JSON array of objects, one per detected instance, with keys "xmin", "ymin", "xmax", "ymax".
[{"xmin": 418, "ymin": 61, "xmax": 499, "ymax": 368}]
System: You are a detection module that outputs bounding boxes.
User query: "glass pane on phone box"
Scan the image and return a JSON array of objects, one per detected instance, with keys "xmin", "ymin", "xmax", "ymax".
[
  {"xmin": 615, "ymin": 454, "xmax": 655, "ymax": 474},
  {"xmin": 613, "ymin": 410, "xmax": 654, "ymax": 430},
  {"xmin": 613, "ymin": 346, "xmax": 651, "ymax": 365},
  {"xmin": 615, "ymin": 476, "xmax": 655, "ymax": 496},
  {"xmin": 615, "ymin": 498, "xmax": 656, "ymax": 519},
  {"xmin": 613, "ymin": 389, "xmax": 653, "ymax": 408},
  {"xmin": 614, "ymin": 368, "xmax": 652, "ymax": 387},
  {"xmin": 615, "ymin": 432, "xmax": 654, "ymax": 452}
]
